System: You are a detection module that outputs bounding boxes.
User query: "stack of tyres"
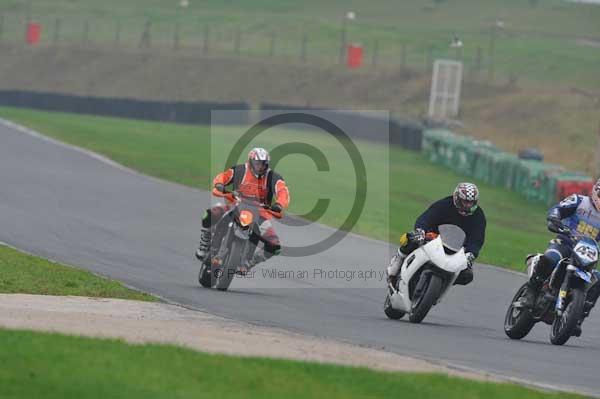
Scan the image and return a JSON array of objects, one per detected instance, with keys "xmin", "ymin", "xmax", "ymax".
[
  {"xmin": 438, "ymin": 133, "xmax": 469, "ymax": 170},
  {"xmin": 490, "ymin": 153, "xmax": 521, "ymax": 189},
  {"xmin": 422, "ymin": 129, "xmax": 450, "ymax": 164},
  {"xmin": 421, "ymin": 129, "xmax": 593, "ymax": 206},
  {"xmin": 554, "ymin": 175, "xmax": 594, "ymax": 204},
  {"xmin": 422, "ymin": 129, "xmax": 497, "ymax": 179},
  {"xmin": 452, "ymin": 141, "xmax": 472, "ymax": 176},
  {"xmin": 513, "ymin": 161, "xmax": 563, "ymax": 203},
  {"xmin": 472, "ymin": 147, "xmax": 493, "ymax": 183}
]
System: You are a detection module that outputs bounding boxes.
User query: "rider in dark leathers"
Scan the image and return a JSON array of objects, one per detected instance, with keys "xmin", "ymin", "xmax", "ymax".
[{"xmin": 387, "ymin": 183, "xmax": 486, "ymax": 287}]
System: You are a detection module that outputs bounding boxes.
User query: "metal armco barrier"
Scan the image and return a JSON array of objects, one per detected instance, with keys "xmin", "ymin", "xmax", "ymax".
[{"xmin": 0, "ymin": 90, "xmax": 250, "ymax": 125}]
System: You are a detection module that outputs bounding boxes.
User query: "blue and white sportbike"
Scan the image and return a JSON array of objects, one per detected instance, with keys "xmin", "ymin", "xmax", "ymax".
[{"xmin": 504, "ymin": 224, "xmax": 599, "ymax": 345}]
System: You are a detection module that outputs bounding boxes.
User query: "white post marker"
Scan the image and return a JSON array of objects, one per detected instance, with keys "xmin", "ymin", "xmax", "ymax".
[{"xmin": 428, "ymin": 59, "xmax": 463, "ymax": 120}]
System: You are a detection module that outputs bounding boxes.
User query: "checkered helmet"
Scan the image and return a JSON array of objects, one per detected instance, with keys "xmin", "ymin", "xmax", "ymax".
[
  {"xmin": 591, "ymin": 178, "xmax": 600, "ymax": 210},
  {"xmin": 453, "ymin": 182, "xmax": 479, "ymax": 216},
  {"xmin": 247, "ymin": 147, "xmax": 270, "ymax": 177}
]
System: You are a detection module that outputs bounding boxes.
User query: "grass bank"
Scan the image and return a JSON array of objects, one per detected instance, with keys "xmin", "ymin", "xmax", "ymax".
[{"xmin": 0, "ymin": 244, "xmax": 155, "ymax": 301}]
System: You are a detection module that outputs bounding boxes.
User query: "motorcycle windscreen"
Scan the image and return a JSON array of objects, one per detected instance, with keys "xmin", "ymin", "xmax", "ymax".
[{"xmin": 438, "ymin": 224, "xmax": 466, "ymax": 253}]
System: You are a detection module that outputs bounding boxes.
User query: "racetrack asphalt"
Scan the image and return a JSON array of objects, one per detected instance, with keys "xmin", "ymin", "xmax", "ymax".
[{"xmin": 1, "ymin": 120, "xmax": 599, "ymax": 396}]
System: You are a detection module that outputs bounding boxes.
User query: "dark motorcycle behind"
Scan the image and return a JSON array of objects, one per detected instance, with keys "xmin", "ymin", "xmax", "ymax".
[
  {"xmin": 198, "ymin": 191, "xmax": 280, "ymax": 291},
  {"xmin": 504, "ymin": 225, "xmax": 599, "ymax": 345}
]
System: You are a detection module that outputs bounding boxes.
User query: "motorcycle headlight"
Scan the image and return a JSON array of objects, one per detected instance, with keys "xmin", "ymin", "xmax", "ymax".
[
  {"xmin": 572, "ymin": 254, "xmax": 596, "ymax": 272},
  {"xmin": 238, "ymin": 210, "xmax": 254, "ymax": 227}
]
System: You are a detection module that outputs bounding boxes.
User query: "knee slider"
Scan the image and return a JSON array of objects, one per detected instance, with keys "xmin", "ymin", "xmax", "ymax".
[{"xmin": 201, "ymin": 209, "xmax": 212, "ymax": 228}]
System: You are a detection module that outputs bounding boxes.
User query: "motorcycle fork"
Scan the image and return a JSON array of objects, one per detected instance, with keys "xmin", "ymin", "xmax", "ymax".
[
  {"xmin": 548, "ymin": 261, "xmax": 566, "ymax": 291},
  {"xmin": 210, "ymin": 214, "xmax": 230, "ymax": 250},
  {"xmin": 214, "ymin": 220, "xmax": 234, "ymax": 264},
  {"xmin": 239, "ymin": 236, "xmax": 254, "ymax": 265},
  {"xmin": 244, "ymin": 223, "xmax": 264, "ymax": 263},
  {"xmin": 556, "ymin": 269, "xmax": 574, "ymax": 315}
]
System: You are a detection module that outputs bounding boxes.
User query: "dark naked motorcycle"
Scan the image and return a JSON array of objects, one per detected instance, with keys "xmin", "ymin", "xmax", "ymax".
[
  {"xmin": 198, "ymin": 191, "xmax": 280, "ymax": 291},
  {"xmin": 504, "ymin": 225, "xmax": 599, "ymax": 345}
]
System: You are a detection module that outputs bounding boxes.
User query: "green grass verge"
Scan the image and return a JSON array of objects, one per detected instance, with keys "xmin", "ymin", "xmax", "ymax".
[
  {"xmin": 0, "ymin": 106, "xmax": 552, "ymax": 270},
  {"xmin": 0, "ymin": 244, "xmax": 155, "ymax": 301},
  {"xmin": 0, "ymin": 328, "xmax": 586, "ymax": 399}
]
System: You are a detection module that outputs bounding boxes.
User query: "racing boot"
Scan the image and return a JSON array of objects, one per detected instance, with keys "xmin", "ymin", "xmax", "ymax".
[
  {"xmin": 574, "ymin": 299, "xmax": 596, "ymax": 338},
  {"xmin": 194, "ymin": 227, "xmax": 211, "ymax": 262},
  {"xmin": 583, "ymin": 287, "xmax": 599, "ymax": 320},
  {"xmin": 577, "ymin": 277, "xmax": 600, "ymax": 336},
  {"xmin": 522, "ymin": 254, "xmax": 553, "ymax": 308},
  {"xmin": 584, "ymin": 272, "xmax": 600, "ymax": 319},
  {"xmin": 573, "ymin": 320, "xmax": 583, "ymax": 337},
  {"xmin": 386, "ymin": 248, "xmax": 406, "ymax": 290},
  {"xmin": 522, "ymin": 279, "xmax": 543, "ymax": 309}
]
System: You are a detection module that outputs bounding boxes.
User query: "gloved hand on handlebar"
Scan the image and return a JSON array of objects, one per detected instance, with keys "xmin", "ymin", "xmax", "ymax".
[
  {"xmin": 213, "ymin": 184, "xmax": 238, "ymax": 203},
  {"xmin": 270, "ymin": 202, "xmax": 283, "ymax": 213},
  {"xmin": 214, "ymin": 183, "xmax": 226, "ymax": 193},
  {"xmin": 546, "ymin": 209, "xmax": 564, "ymax": 234},
  {"xmin": 407, "ymin": 228, "xmax": 426, "ymax": 246},
  {"xmin": 466, "ymin": 252, "xmax": 475, "ymax": 269}
]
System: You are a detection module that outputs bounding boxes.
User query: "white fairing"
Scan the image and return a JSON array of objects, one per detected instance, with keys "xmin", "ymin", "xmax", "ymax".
[{"xmin": 390, "ymin": 237, "xmax": 468, "ymax": 313}]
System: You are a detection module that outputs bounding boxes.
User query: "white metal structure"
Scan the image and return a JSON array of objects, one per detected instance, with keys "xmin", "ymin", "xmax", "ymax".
[
  {"xmin": 386, "ymin": 235, "xmax": 468, "ymax": 323},
  {"xmin": 428, "ymin": 59, "xmax": 463, "ymax": 120}
]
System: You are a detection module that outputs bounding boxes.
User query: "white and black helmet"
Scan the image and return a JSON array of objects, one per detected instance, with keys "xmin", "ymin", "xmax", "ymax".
[
  {"xmin": 453, "ymin": 182, "xmax": 479, "ymax": 216},
  {"xmin": 247, "ymin": 147, "xmax": 270, "ymax": 177}
]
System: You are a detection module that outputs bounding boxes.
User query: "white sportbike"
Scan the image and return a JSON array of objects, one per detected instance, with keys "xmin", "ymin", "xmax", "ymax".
[{"xmin": 384, "ymin": 231, "xmax": 469, "ymax": 323}]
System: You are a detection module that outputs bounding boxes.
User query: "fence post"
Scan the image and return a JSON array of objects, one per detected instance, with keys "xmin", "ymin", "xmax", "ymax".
[
  {"xmin": 26, "ymin": 1, "xmax": 31, "ymax": 24},
  {"xmin": 82, "ymin": 20, "xmax": 89, "ymax": 44},
  {"xmin": 53, "ymin": 18, "xmax": 61, "ymax": 45},
  {"xmin": 508, "ymin": 71, "xmax": 518, "ymax": 88},
  {"xmin": 234, "ymin": 28, "xmax": 241, "ymax": 56},
  {"xmin": 173, "ymin": 22, "xmax": 180, "ymax": 50},
  {"xmin": 300, "ymin": 33, "xmax": 307, "ymax": 62},
  {"xmin": 338, "ymin": 17, "xmax": 347, "ymax": 64},
  {"xmin": 371, "ymin": 39, "xmax": 379, "ymax": 67},
  {"xmin": 488, "ymin": 25, "xmax": 496, "ymax": 83},
  {"xmin": 269, "ymin": 32, "xmax": 276, "ymax": 57},
  {"xmin": 114, "ymin": 19, "xmax": 121, "ymax": 47},
  {"xmin": 426, "ymin": 46, "xmax": 433, "ymax": 71},
  {"xmin": 401, "ymin": 43, "xmax": 407, "ymax": 70},
  {"xmin": 203, "ymin": 26, "xmax": 210, "ymax": 54},
  {"xmin": 139, "ymin": 19, "xmax": 151, "ymax": 48}
]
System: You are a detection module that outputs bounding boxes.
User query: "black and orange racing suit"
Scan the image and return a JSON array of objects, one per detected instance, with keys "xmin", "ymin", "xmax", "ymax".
[{"xmin": 202, "ymin": 163, "xmax": 290, "ymax": 258}]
